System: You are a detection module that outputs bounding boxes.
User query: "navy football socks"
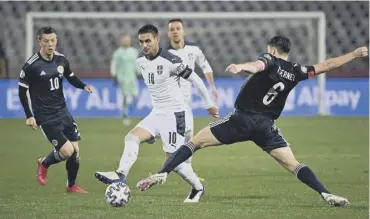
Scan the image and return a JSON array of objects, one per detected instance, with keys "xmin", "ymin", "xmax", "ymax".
[
  {"xmin": 159, "ymin": 142, "xmax": 197, "ymax": 174},
  {"xmin": 294, "ymin": 164, "xmax": 330, "ymax": 194}
]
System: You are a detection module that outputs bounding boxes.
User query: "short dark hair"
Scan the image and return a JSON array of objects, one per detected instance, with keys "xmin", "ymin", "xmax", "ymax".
[
  {"xmin": 268, "ymin": 35, "xmax": 291, "ymax": 54},
  {"xmin": 138, "ymin": 24, "xmax": 159, "ymax": 37},
  {"xmin": 168, "ymin": 18, "xmax": 184, "ymax": 25},
  {"xmin": 37, "ymin": 27, "xmax": 57, "ymax": 40}
]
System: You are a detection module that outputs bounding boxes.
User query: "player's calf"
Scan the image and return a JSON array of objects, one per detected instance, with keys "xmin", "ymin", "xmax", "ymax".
[
  {"xmin": 269, "ymin": 146, "xmax": 300, "ymax": 173},
  {"xmin": 66, "ymin": 151, "xmax": 80, "ymax": 188},
  {"xmin": 41, "ymin": 150, "xmax": 65, "ymax": 169},
  {"xmin": 95, "ymin": 128, "xmax": 151, "ymax": 184},
  {"xmin": 116, "ymin": 133, "xmax": 141, "ymax": 176},
  {"xmin": 269, "ymin": 147, "xmax": 330, "ymax": 194},
  {"xmin": 269, "ymin": 147, "xmax": 349, "ymax": 207},
  {"xmin": 62, "ymin": 141, "xmax": 87, "ymax": 192},
  {"xmin": 159, "ymin": 126, "xmax": 221, "ymax": 175},
  {"xmin": 37, "ymin": 141, "xmax": 73, "ymax": 186}
]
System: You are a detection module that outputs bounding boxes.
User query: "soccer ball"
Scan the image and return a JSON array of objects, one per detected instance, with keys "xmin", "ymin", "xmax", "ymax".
[{"xmin": 105, "ymin": 182, "xmax": 131, "ymax": 207}]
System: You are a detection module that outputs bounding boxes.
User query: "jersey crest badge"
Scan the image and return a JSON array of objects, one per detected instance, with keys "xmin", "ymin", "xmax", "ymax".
[
  {"xmin": 157, "ymin": 65, "xmax": 163, "ymax": 75},
  {"xmin": 188, "ymin": 53, "xmax": 194, "ymax": 60},
  {"xmin": 57, "ymin": 65, "xmax": 64, "ymax": 74}
]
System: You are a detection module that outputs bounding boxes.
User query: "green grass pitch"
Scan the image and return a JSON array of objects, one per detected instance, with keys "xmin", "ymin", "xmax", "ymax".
[{"xmin": 0, "ymin": 117, "xmax": 368, "ymax": 219}]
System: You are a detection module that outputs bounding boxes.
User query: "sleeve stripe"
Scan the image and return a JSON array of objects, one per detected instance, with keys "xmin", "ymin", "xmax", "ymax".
[
  {"xmin": 27, "ymin": 54, "xmax": 39, "ymax": 65},
  {"xmin": 18, "ymin": 82, "xmax": 29, "ymax": 88},
  {"xmin": 69, "ymin": 72, "xmax": 75, "ymax": 77}
]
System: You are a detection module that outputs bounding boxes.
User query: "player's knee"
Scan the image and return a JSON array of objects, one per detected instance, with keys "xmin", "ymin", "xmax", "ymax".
[
  {"xmin": 192, "ymin": 127, "xmax": 213, "ymax": 149},
  {"xmin": 59, "ymin": 141, "xmax": 75, "ymax": 159},
  {"xmin": 191, "ymin": 136, "xmax": 205, "ymax": 149},
  {"xmin": 129, "ymin": 127, "xmax": 152, "ymax": 143},
  {"xmin": 184, "ymin": 130, "xmax": 193, "ymax": 144},
  {"xmin": 125, "ymin": 133, "xmax": 140, "ymax": 144},
  {"xmin": 123, "ymin": 133, "xmax": 140, "ymax": 159},
  {"xmin": 71, "ymin": 142, "xmax": 80, "ymax": 156}
]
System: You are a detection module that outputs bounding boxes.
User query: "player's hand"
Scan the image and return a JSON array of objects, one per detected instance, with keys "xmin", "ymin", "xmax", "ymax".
[
  {"xmin": 225, "ymin": 64, "xmax": 243, "ymax": 74},
  {"xmin": 207, "ymin": 106, "xmax": 219, "ymax": 118},
  {"xmin": 353, "ymin": 47, "xmax": 368, "ymax": 58},
  {"xmin": 211, "ymin": 87, "xmax": 219, "ymax": 102},
  {"xmin": 26, "ymin": 117, "xmax": 37, "ymax": 130},
  {"xmin": 84, "ymin": 85, "xmax": 94, "ymax": 93}
]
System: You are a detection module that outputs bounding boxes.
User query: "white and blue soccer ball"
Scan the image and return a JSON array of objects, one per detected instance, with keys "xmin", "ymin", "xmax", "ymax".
[{"xmin": 105, "ymin": 182, "xmax": 131, "ymax": 207}]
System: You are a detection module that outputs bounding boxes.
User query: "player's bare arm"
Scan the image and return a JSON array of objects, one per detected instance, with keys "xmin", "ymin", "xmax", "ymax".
[
  {"xmin": 313, "ymin": 46, "xmax": 368, "ymax": 75},
  {"xmin": 196, "ymin": 51, "xmax": 218, "ymax": 100},
  {"xmin": 226, "ymin": 61, "xmax": 265, "ymax": 74},
  {"xmin": 204, "ymin": 72, "xmax": 218, "ymax": 101}
]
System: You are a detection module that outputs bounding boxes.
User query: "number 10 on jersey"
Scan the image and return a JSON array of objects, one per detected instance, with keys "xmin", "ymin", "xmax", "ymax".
[
  {"xmin": 49, "ymin": 77, "xmax": 60, "ymax": 90},
  {"xmin": 148, "ymin": 73, "xmax": 155, "ymax": 84}
]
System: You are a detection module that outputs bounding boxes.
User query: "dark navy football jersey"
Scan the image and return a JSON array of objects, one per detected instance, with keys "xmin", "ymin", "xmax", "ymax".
[
  {"xmin": 234, "ymin": 53, "xmax": 316, "ymax": 119},
  {"xmin": 18, "ymin": 51, "xmax": 75, "ymax": 124}
]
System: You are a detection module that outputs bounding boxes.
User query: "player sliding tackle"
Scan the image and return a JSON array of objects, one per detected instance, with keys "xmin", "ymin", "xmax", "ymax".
[
  {"xmin": 95, "ymin": 24, "xmax": 218, "ymax": 203},
  {"xmin": 137, "ymin": 35, "xmax": 368, "ymax": 207}
]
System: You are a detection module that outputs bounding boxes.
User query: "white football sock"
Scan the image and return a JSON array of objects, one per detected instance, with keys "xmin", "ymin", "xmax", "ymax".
[
  {"xmin": 116, "ymin": 133, "xmax": 140, "ymax": 176},
  {"xmin": 174, "ymin": 162, "xmax": 203, "ymax": 190}
]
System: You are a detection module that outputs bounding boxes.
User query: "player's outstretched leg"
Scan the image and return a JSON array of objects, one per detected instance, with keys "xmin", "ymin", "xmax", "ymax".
[
  {"xmin": 269, "ymin": 147, "xmax": 349, "ymax": 207},
  {"xmin": 137, "ymin": 126, "xmax": 221, "ymax": 191},
  {"xmin": 37, "ymin": 151, "xmax": 64, "ymax": 185},
  {"xmin": 94, "ymin": 127, "xmax": 151, "ymax": 184}
]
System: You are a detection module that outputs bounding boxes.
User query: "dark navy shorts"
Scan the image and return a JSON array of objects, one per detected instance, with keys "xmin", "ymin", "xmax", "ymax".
[
  {"xmin": 210, "ymin": 109, "xmax": 289, "ymax": 152},
  {"xmin": 39, "ymin": 112, "xmax": 80, "ymax": 150}
]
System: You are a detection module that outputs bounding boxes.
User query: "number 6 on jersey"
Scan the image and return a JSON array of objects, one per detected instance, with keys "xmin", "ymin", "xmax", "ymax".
[{"xmin": 263, "ymin": 82, "xmax": 285, "ymax": 105}]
